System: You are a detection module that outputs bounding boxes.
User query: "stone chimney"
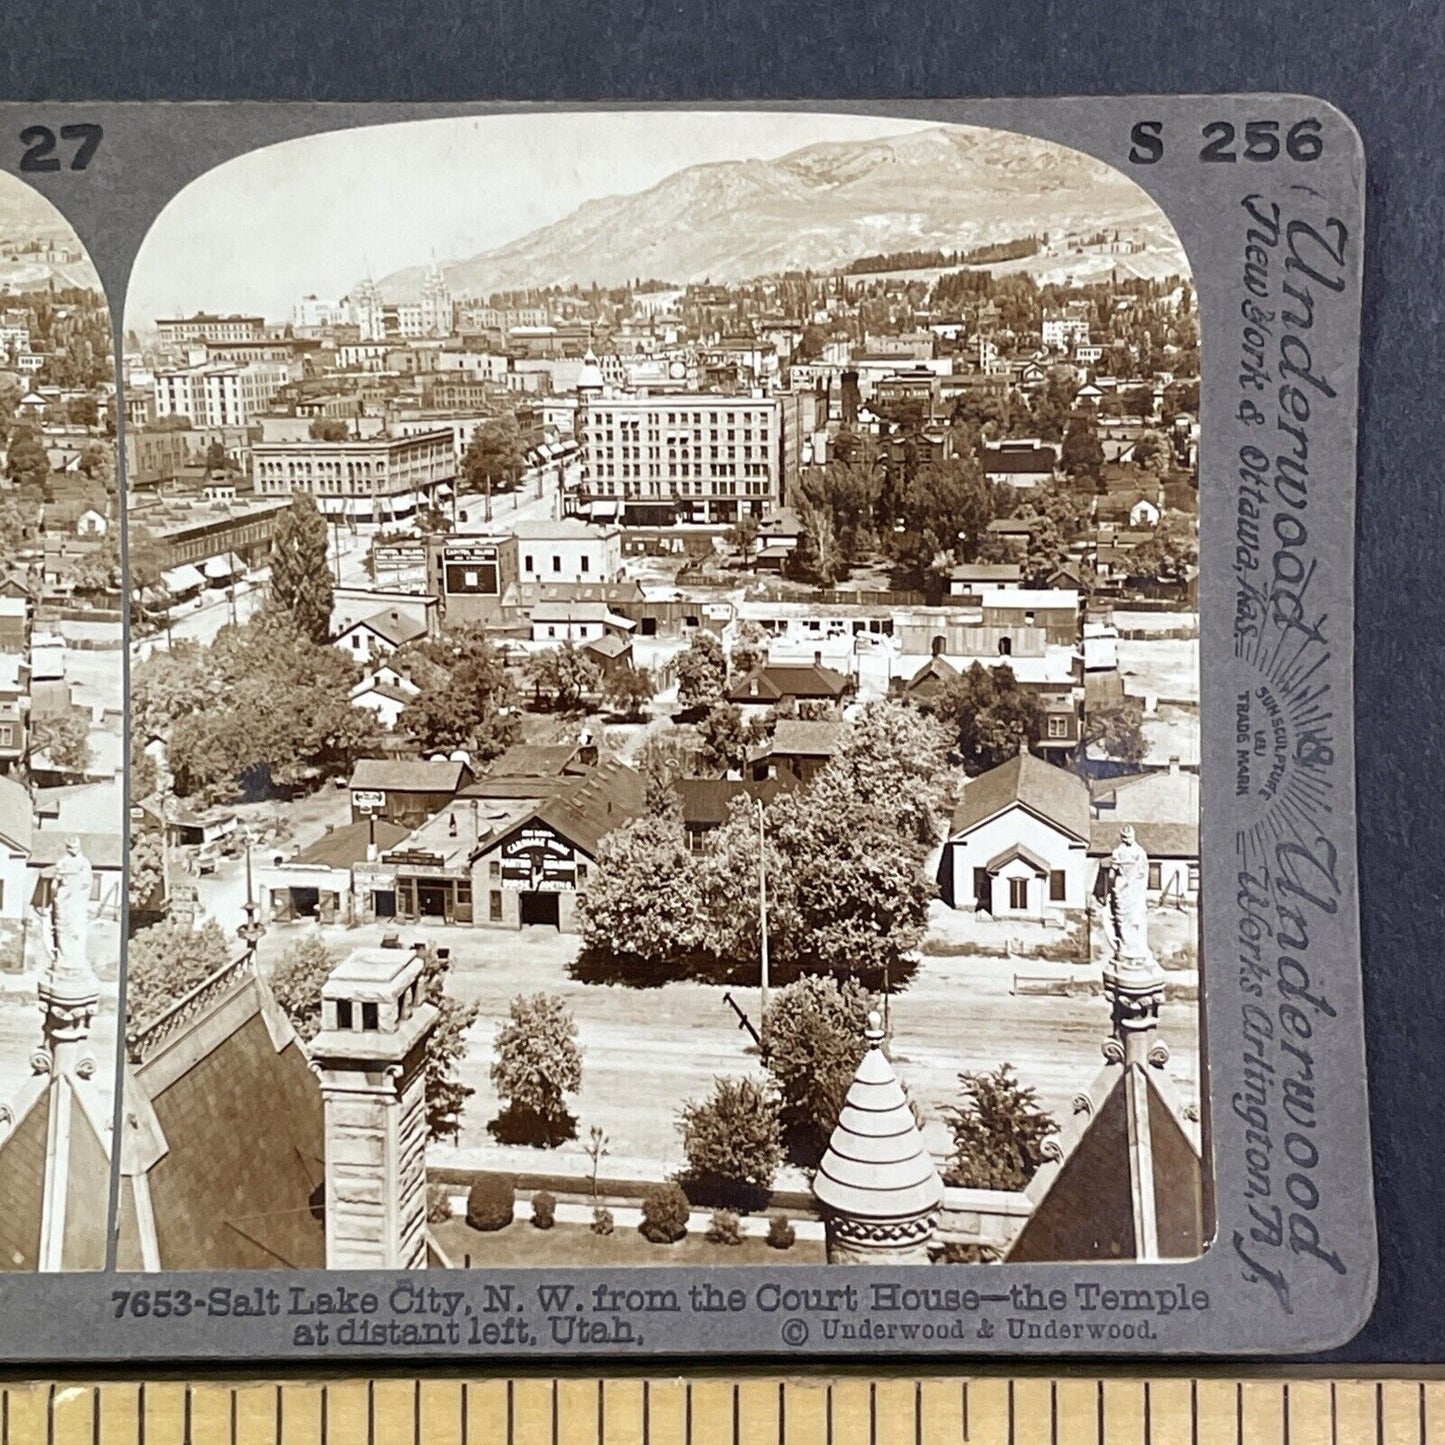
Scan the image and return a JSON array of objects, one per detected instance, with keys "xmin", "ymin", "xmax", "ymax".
[
  {"xmin": 576, "ymin": 726, "xmax": 599, "ymax": 769},
  {"xmin": 811, "ymin": 1012, "xmax": 942, "ymax": 1264},
  {"xmin": 309, "ymin": 946, "xmax": 438, "ymax": 1269}
]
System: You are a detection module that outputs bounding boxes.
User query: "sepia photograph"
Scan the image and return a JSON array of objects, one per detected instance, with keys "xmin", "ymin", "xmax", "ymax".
[
  {"xmin": 118, "ymin": 111, "xmax": 1204, "ymax": 1273},
  {"xmin": 0, "ymin": 172, "xmax": 124, "ymax": 1272}
]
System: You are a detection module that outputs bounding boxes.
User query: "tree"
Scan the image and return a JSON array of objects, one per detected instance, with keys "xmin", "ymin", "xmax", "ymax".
[
  {"xmin": 6, "ymin": 423, "xmax": 48, "ymax": 491},
  {"xmin": 602, "ymin": 665, "xmax": 654, "ymax": 721},
  {"xmin": 462, "ymin": 413, "xmax": 528, "ymax": 495},
  {"xmin": 728, "ymin": 622, "xmax": 768, "ymax": 678},
  {"xmin": 268, "ymin": 492, "xmax": 333, "ymax": 642},
  {"xmin": 29, "ymin": 711, "xmax": 91, "ymax": 775},
  {"xmin": 490, "ymin": 993, "xmax": 583, "ymax": 1146},
  {"xmin": 125, "ymin": 916, "xmax": 234, "ymax": 1032},
  {"xmin": 270, "ymin": 938, "xmax": 479, "ymax": 1141},
  {"xmin": 726, "ymin": 513, "xmax": 760, "ymax": 567},
  {"xmin": 523, "ymin": 642, "xmax": 598, "ymax": 711},
  {"xmin": 141, "ymin": 611, "xmax": 380, "ymax": 801},
  {"xmin": 697, "ymin": 702, "xmax": 747, "ymax": 774},
  {"xmin": 932, "ymin": 661, "xmax": 1044, "ymax": 775},
  {"xmin": 1126, "ymin": 513, "xmax": 1198, "ymax": 581},
  {"xmin": 760, "ymin": 975, "xmax": 873, "ymax": 1164},
  {"xmin": 307, "ymin": 418, "xmax": 349, "ymax": 442},
  {"xmin": 1030, "ymin": 368, "xmax": 1078, "ymax": 443},
  {"xmin": 1059, "ymin": 412, "xmax": 1104, "ymax": 482},
  {"xmin": 1131, "ymin": 430, "xmax": 1172, "ymax": 474},
  {"xmin": 827, "ymin": 701, "xmax": 953, "ymax": 847},
  {"xmin": 678, "ymin": 1075, "xmax": 784, "ymax": 1208},
  {"xmin": 268, "ymin": 933, "xmax": 337, "ymax": 1040},
  {"xmin": 401, "ymin": 627, "xmax": 518, "ymax": 760},
  {"xmin": 579, "ymin": 810, "xmax": 702, "ymax": 965},
  {"xmin": 204, "ymin": 439, "xmax": 236, "ymax": 473},
  {"xmin": 127, "ymin": 832, "xmax": 166, "ymax": 915},
  {"xmin": 675, "ymin": 631, "xmax": 727, "ymax": 711},
  {"xmin": 943, "ymin": 1064, "xmax": 1058, "ymax": 1191},
  {"xmin": 1082, "ymin": 698, "xmax": 1147, "ymax": 767}
]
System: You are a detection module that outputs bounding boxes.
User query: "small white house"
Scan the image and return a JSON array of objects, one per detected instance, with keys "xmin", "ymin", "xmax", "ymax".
[
  {"xmin": 938, "ymin": 750, "xmax": 1091, "ymax": 914},
  {"xmin": 333, "ymin": 607, "xmax": 429, "ymax": 664},
  {"xmin": 350, "ymin": 669, "xmax": 421, "ymax": 731}
]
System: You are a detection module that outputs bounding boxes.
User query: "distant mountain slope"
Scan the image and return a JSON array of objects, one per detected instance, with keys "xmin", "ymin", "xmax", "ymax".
[{"xmin": 378, "ymin": 125, "xmax": 1186, "ymax": 300}]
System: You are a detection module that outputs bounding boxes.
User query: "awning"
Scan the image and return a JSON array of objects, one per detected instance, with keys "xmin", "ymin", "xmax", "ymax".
[
  {"xmin": 202, "ymin": 552, "xmax": 245, "ymax": 581},
  {"xmin": 161, "ymin": 564, "xmax": 205, "ymax": 593},
  {"xmin": 434, "ymin": 482, "xmax": 454, "ymax": 496}
]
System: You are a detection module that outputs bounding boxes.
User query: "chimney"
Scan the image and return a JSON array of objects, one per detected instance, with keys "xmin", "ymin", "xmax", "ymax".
[
  {"xmin": 814, "ymin": 649, "xmax": 823, "ymax": 667},
  {"xmin": 310, "ymin": 947, "xmax": 438, "ymax": 1270},
  {"xmin": 1168, "ymin": 755, "xmax": 1180, "ymax": 775}
]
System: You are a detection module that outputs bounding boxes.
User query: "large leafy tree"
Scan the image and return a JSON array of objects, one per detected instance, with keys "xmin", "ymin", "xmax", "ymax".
[
  {"xmin": 826, "ymin": 701, "xmax": 952, "ymax": 847},
  {"xmin": 1059, "ymin": 411, "xmax": 1105, "ymax": 483},
  {"xmin": 523, "ymin": 642, "xmax": 598, "ymax": 712},
  {"xmin": 760, "ymin": 975, "xmax": 874, "ymax": 1164},
  {"xmin": 272, "ymin": 937, "xmax": 480, "ymax": 1141},
  {"xmin": 6, "ymin": 423, "xmax": 49, "ymax": 492},
  {"xmin": 696, "ymin": 701, "xmax": 747, "ymax": 775},
  {"xmin": 1083, "ymin": 698, "xmax": 1148, "ymax": 768},
  {"xmin": 138, "ymin": 611, "xmax": 380, "ymax": 801},
  {"xmin": 268, "ymin": 492, "xmax": 334, "ymax": 642},
  {"xmin": 579, "ymin": 810, "xmax": 703, "ymax": 964},
  {"xmin": 489, "ymin": 993, "xmax": 583, "ymax": 1146},
  {"xmin": 398, "ymin": 626, "xmax": 518, "ymax": 760},
  {"xmin": 932, "ymin": 661, "xmax": 1044, "ymax": 776},
  {"xmin": 602, "ymin": 665, "xmax": 654, "ymax": 721},
  {"xmin": 943, "ymin": 1064, "xmax": 1058, "ymax": 1191},
  {"xmin": 126, "ymin": 916, "xmax": 234, "ymax": 1032},
  {"xmin": 462, "ymin": 413, "xmax": 528, "ymax": 495},
  {"xmin": 675, "ymin": 631, "xmax": 727, "ymax": 711},
  {"xmin": 29, "ymin": 711, "xmax": 91, "ymax": 775}
]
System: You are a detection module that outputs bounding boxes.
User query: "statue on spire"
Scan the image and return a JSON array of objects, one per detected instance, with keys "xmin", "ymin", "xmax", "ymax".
[
  {"xmin": 1105, "ymin": 824, "xmax": 1152, "ymax": 965},
  {"xmin": 48, "ymin": 836, "xmax": 93, "ymax": 982}
]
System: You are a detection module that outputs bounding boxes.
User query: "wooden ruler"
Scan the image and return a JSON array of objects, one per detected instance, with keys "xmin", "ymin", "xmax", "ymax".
[{"xmin": 0, "ymin": 1376, "xmax": 1439, "ymax": 1445}]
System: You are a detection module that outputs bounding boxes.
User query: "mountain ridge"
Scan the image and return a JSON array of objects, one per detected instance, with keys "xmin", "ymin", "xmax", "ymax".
[{"xmin": 376, "ymin": 125, "xmax": 1187, "ymax": 301}]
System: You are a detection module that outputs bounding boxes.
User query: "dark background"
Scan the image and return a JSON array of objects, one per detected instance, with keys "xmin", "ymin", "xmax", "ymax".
[{"xmin": 0, "ymin": 0, "xmax": 1439, "ymax": 1365}]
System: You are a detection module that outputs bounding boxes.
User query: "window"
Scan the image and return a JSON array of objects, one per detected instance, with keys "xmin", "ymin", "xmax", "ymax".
[
  {"xmin": 490, "ymin": 890, "xmax": 503, "ymax": 921},
  {"xmin": 1008, "ymin": 877, "xmax": 1028, "ymax": 910},
  {"xmin": 580, "ymin": 556, "xmax": 590, "ymax": 572},
  {"xmin": 552, "ymin": 555, "xmax": 562, "ymax": 573},
  {"xmin": 1047, "ymin": 715, "xmax": 1070, "ymax": 739},
  {"xmin": 488, "ymin": 860, "xmax": 500, "ymax": 879},
  {"xmin": 998, "ymin": 636, "xmax": 1012, "ymax": 656},
  {"xmin": 524, "ymin": 554, "xmax": 534, "ymax": 572},
  {"xmin": 361, "ymin": 1001, "xmax": 379, "ymax": 1030},
  {"xmin": 336, "ymin": 999, "xmax": 354, "ymax": 1030},
  {"xmin": 351, "ymin": 634, "xmax": 362, "ymax": 649},
  {"xmin": 0, "ymin": 726, "xmax": 10, "ymax": 747},
  {"xmin": 1049, "ymin": 870, "xmax": 1066, "ymax": 902},
  {"xmin": 576, "ymin": 864, "xmax": 588, "ymax": 887},
  {"xmin": 973, "ymin": 867, "xmax": 990, "ymax": 908},
  {"xmin": 1148, "ymin": 861, "xmax": 1162, "ymax": 890}
]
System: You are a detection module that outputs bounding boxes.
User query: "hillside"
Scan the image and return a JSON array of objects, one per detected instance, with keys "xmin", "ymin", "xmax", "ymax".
[{"xmin": 378, "ymin": 124, "xmax": 1187, "ymax": 300}]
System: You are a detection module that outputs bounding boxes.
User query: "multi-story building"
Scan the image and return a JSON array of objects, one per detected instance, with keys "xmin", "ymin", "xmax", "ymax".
[
  {"xmin": 128, "ymin": 494, "xmax": 294, "ymax": 573},
  {"xmin": 575, "ymin": 391, "xmax": 781, "ymax": 526},
  {"xmin": 293, "ymin": 295, "xmax": 347, "ymax": 330},
  {"xmin": 155, "ymin": 314, "xmax": 266, "ymax": 346},
  {"xmin": 345, "ymin": 280, "xmax": 385, "ymax": 342},
  {"xmin": 419, "ymin": 263, "xmax": 454, "ymax": 338},
  {"xmin": 1041, "ymin": 302, "xmax": 1092, "ymax": 352},
  {"xmin": 251, "ymin": 430, "xmax": 457, "ymax": 522},
  {"xmin": 154, "ymin": 362, "xmax": 291, "ymax": 428}
]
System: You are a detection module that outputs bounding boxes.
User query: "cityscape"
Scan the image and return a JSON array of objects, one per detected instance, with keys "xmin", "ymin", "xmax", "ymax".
[{"xmin": 8, "ymin": 113, "xmax": 1205, "ymax": 1272}]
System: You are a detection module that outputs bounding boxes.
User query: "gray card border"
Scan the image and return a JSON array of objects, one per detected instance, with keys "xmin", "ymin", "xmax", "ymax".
[{"xmin": 0, "ymin": 94, "xmax": 1372, "ymax": 1360}]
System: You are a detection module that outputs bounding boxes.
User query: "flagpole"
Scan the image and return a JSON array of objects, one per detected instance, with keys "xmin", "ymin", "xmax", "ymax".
[{"xmin": 757, "ymin": 798, "xmax": 769, "ymax": 1029}]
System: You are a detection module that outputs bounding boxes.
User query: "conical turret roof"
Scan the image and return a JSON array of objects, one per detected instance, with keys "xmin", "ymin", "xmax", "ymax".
[{"xmin": 812, "ymin": 1013, "xmax": 943, "ymax": 1225}]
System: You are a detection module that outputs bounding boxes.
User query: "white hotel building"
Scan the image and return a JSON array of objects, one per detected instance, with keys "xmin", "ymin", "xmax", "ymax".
[
  {"xmin": 251, "ymin": 430, "xmax": 457, "ymax": 523},
  {"xmin": 154, "ymin": 361, "xmax": 292, "ymax": 428},
  {"xmin": 576, "ymin": 387, "xmax": 782, "ymax": 526}
]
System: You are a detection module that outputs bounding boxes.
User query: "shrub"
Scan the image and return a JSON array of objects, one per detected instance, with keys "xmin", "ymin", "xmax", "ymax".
[
  {"xmin": 766, "ymin": 1214, "xmax": 796, "ymax": 1250},
  {"xmin": 707, "ymin": 1209, "xmax": 744, "ymax": 1246},
  {"xmin": 678, "ymin": 1075, "xmax": 783, "ymax": 1210},
  {"xmin": 639, "ymin": 1181, "xmax": 690, "ymax": 1244},
  {"xmin": 425, "ymin": 1183, "xmax": 454, "ymax": 1225},
  {"xmin": 591, "ymin": 1206, "xmax": 615, "ymax": 1236},
  {"xmin": 531, "ymin": 1190, "xmax": 557, "ymax": 1230},
  {"xmin": 943, "ymin": 1064, "xmax": 1058, "ymax": 1192},
  {"xmin": 465, "ymin": 1175, "xmax": 515, "ymax": 1232}
]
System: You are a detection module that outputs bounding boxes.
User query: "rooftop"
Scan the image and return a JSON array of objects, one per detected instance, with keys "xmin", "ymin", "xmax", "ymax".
[{"xmin": 949, "ymin": 751, "xmax": 1090, "ymax": 842}]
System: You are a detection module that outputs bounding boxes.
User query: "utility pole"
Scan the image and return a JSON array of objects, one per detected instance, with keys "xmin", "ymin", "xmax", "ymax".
[{"xmin": 757, "ymin": 798, "xmax": 769, "ymax": 1029}]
